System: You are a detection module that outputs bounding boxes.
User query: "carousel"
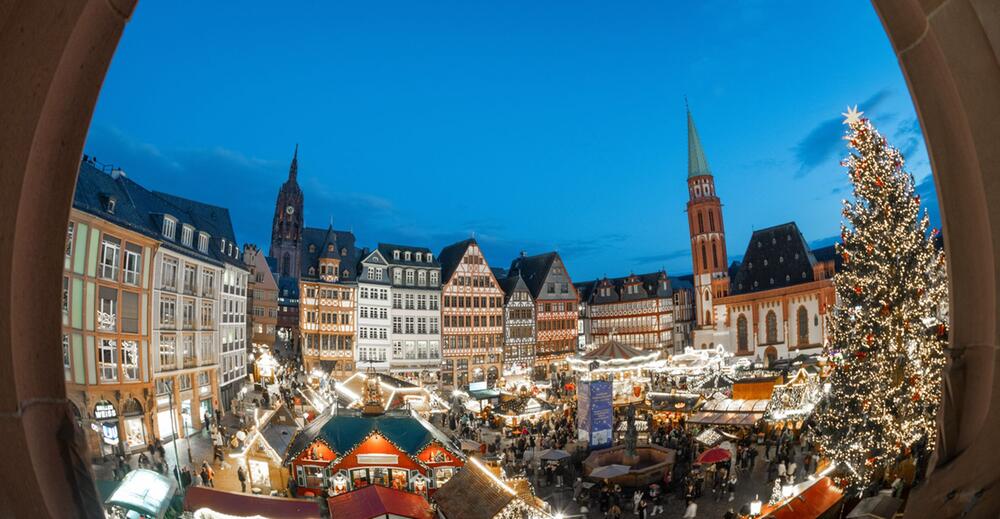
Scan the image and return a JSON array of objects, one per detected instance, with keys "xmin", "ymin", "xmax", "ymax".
[
  {"xmin": 567, "ymin": 338, "xmax": 665, "ymax": 406},
  {"xmin": 333, "ymin": 367, "xmax": 450, "ymax": 417},
  {"xmin": 662, "ymin": 345, "xmax": 732, "ymax": 382}
]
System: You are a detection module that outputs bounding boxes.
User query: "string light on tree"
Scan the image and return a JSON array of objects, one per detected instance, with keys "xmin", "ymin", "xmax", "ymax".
[{"xmin": 812, "ymin": 106, "xmax": 948, "ymax": 492}]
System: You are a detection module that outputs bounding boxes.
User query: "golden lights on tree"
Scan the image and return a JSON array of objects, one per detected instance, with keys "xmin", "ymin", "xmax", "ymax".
[{"xmin": 812, "ymin": 106, "xmax": 947, "ymax": 492}]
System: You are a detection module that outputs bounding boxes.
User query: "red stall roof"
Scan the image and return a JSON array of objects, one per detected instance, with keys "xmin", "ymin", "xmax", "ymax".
[
  {"xmin": 328, "ymin": 485, "xmax": 434, "ymax": 519},
  {"xmin": 183, "ymin": 486, "xmax": 322, "ymax": 519},
  {"xmin": 763, "ymin": 477, "xmax": 843, "ymax": 519}
]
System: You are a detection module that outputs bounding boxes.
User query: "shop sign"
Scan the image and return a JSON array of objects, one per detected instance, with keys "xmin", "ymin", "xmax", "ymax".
[
  {"xmin": 357, "ymin": 454, "xmax": 398, "ymax": 465},
  {"xmin": 94, "ymin": 402, "xmax": 117, "ymax": 420}
]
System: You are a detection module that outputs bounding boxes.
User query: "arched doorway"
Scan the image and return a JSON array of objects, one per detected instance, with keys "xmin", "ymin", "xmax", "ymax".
[
  {"xmin": 763, "ymin": 346, "xmax": 778, "ymax": 367},
  {"xmin": 1, "ymin": 1, "xmax": 999, "ymax": 516}
]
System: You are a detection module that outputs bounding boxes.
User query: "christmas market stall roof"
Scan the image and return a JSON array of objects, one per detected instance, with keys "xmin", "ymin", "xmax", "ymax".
[
  {"xmin": 105, "ymin": 469, "xmax": 177, "ymax": 519},
  {"xmin": 432, "ymin": 458, "xmax": 553, "ymax": 519},
  {"xmin": 282, "ymin": 408, "xmax": 462, "ymax": 465},
  {"xmin": 183, "ymin": 486, "xmax": 322, "ymax": 519},
  {"xmin": 760, "ymin": 476, "xmax": 843, "ymax": 519},
  {"xmin": 333, "ymin": 371, "xmax": 450, "ymax": 413},
  {"xmin": 687, "ymin": 398, "xmax": 770, "ymax": 427},
  {"xmin": 647, "ymin": 392, "xmax": 703, "ymax": 412},
  {"xmin": 568, "ymin": 339, "xmax": 662, "ymax": 373},
  {"xmin": 259, "ymin": 404, "xmax": 301, "ymax": 461},
  {"xmin": 327, "ymin": 484, "xmax": 434, "ymax": 519}
]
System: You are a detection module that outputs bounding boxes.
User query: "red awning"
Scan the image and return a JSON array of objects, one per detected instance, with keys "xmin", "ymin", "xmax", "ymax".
[
  {"xmin": 183, "ymin": 486, "xmax": 322, "ymax": 519},
  {"xmin": 327, "ymin": 485, "xmax": 435, "ymax": 519},
  {"xmin": 763, "ymin": 477, "xmax": 843, "ymax": 519}
]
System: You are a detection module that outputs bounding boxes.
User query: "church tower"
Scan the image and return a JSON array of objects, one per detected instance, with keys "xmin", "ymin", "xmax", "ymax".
[
  {"xmin": 270, "ymin": 145, "xmax": 304, "ymax": 278},
  {"xmin": 685, "ymin": 106, "xmax": 729, "ymax": 329}
]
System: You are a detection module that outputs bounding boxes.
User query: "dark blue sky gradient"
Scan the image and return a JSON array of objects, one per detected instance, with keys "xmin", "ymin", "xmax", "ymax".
[{"xmin": 85, "ymin": 1, "xmax": 939, "ymax": 281}]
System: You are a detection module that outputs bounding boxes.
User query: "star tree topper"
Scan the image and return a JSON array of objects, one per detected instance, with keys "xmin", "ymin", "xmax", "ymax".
[{"xmin": 842, "ymin": 105, "xmax": 864, "ymax": 125}]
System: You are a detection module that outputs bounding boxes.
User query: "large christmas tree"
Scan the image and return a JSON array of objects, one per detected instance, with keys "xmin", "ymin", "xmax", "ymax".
[{"xmin": 813, "ymin": 106, "xmax": 948, "ymax": 492}]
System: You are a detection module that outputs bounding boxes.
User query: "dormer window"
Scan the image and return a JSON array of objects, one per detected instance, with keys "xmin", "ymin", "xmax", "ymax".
[
  {"xmin": 309, "ymin": 244, "xmax": 316, "ymax": 253},
  {"xmin": 405, "ymin": 251, "xmax": 411, "ymax": 261},
  {"xmin": 427, "ymin": 253, "xmax": 433, "ymax": 262},
  {"xmin": 162, "ymin": 217, "xmax": 177, "ymax": 240},
  {"xmin": 416, "ymin": 252, "xmax": 422, "ymax": 262},
  {"xmin": 103, "ymin": 196, "xmax": 117, "ymax": 214},
  {"xmin": 309, "ymin": 267, "xmax": 315, "ymax": 276},
  {"xmin": 340, "ymin": 247, "xmax": 347, "ymax": 257},
  {"xmin": 327, "ymin": 244, "xmax": 334, "ymax": 252},
  {"xmin": 228, "ymin": 242, "xmax": 233, "ymax": 256},
  {"xmin": 393, "ymin": 250, "xmax": 400, "ymax": 260},
  {"xmin": 198, "ymin": 233, "xmax": 209, "ymax": 253},
  {"xmin": 181, "ymin": 225, "xmax": 194, "ymax": 247}
]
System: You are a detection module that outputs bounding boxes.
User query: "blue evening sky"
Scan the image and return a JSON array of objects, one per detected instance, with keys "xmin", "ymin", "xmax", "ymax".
[{"xmin": 85, "ymin": 0, "xmax": 938, "ymax": 282}]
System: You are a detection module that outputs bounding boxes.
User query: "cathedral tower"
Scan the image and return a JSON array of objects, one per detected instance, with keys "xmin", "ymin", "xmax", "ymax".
[
  {"xmin": 685, "ymin": 106, "xmax": 729, "ymax": 328},
  {"xmin": 270, "ymin": 145, "xmax": 304, "ymax": 278}
]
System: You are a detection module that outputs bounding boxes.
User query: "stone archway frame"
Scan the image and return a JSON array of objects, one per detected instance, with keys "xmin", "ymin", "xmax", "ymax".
[{"xmin": 1, "ymin": 0, "xmax": 999, "ymax": 517}]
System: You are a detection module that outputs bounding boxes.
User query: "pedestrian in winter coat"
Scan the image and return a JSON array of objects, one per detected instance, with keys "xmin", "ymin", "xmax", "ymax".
[
  {"xmin": 237, "ymin": 466, "xmax": 247, "ymax": 492},
  {"xmin": 683, "ymin": 499, "xmax": 698, "ymax": 518}
]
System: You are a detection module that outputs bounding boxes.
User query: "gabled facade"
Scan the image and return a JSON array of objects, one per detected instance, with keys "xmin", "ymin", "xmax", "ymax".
[
  {"xmin": 284, "ymin": 409, "xmax": 464, "ymax": 498},
  {"xmin": 507, "ymin": 251, "xmax": 579, "ymax": 379},
  {"xmin": 498, "ymin": 273, "xmax": 536, "ymax": 377},
  {"xmin": 669, "ymin": 276, "xmax": 696, "ymax": 353},
  {"xmin": 245, "ymin": 244, "xmax": 278, "ymax": 352},
  {"xmin": 379, "ymin": 243, "xmax": 442, "ymax": 383},
  {"xmin": 576, "ymin": 271, "xmax": 674, "ymax": 353},
  {"xmin": 357, "ymin": 249, "xmax": 392, "ymax": 372},
  {"xmin": 299, "ymin": 226, "xmax": 361, "ymax": 378},
  {"xmin": 438, "ymin": 239, "xmax": 504, "ymax": 388}
]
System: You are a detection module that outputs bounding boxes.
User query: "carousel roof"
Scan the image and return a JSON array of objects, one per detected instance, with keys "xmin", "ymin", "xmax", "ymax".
[{"xmin": 582, "ymin": 340, "xmax": 653, "ymax": 362}]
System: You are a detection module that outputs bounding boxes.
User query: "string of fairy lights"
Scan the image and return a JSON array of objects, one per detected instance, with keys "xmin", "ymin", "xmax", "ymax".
[{"xmin": 812, "ymin": 107, "xmax": 947, "ymax": 492}]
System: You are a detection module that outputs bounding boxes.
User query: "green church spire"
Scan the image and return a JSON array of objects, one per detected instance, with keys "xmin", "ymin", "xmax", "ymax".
[{"xmin": 687, "ymin": 101, "xmax": 712, "ymax": 178}]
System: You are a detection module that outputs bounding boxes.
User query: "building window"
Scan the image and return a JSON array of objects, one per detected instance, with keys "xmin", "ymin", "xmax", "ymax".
[
  {"xmin": 97, "ymin": 286, "xmax": 117, "ymax": 331},
  {"xmin": 418, "ymin": 270, "xmax": 426, "ymax": 286},
  {"xmin": 712, "ymin": 242, "xmax": 719, "ymax": 269},
  {"xmin": 160, "ymin": 297, "xmax": 176, "ymax": 326},
  {"xmin": 708, "ymin": 210, "xmax": 716, "ymax": 232},
  {"xmin": 765, "ymin": 310, "xmax": 778, "ymax": 344},
  {"xmin": 430, "ymin": 271, "xmax": 439, "ymax": 286},
  {"xmin": 737, "ymin": 315, "xmax": 748, "ymax": 353},
  {"xmin": 202, "ymin": 270, "xmax": 215, "ymax": 297},
  {"xmin": 99, "ymin": 236, "xmax": 121, "ymax": 280},
  {"xmin": 393, "ymin": 250, "xmax": 400, "ymax": 260},
  {"xmin": 405, "ymin": 270, "xmax": 415, "ymax": 285},
  {"xmin": 122, "ymin": 244, "xmax": 141, "ymax": 285},
  {"xmin": 62, "ymin": 334, "xmax": 71, "ymax": 378},
  {"xmin": 198, "ymin": 232, "xmax": 209, "ymax": 253},
  {"xmin": 181, "ymin": 225, "xmax": 194, "ymax": 247},
  {"xmin": 797, "ymin": 306, "xmax": 809, "ymax": 346},
  {"xmin": 122, "ymin": 340, "xmax": 139, "ymax": 381},
  {"xmin": 161, "ymin": 257, "xmax": 178, "ymax": 290},
  {"xmin": 162, "ymin": 217, "xmax": 176, "ymax": 239},
  {"xmin": 697, "ymin": 212, "xmax": 704, "ymax": 233},
  {"xmin": 183, "ymin": 265, "xmax": 197, "ymax": 294},
  {"xmin": 99, "ymin": 339, "xmax": 118, "ymax": 382},
  {"xmin": 65, "ymin": 222, "xmax": 74, "ymax": 259}
]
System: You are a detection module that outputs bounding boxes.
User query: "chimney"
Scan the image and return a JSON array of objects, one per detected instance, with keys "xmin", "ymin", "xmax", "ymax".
[{"xmin": 519, "ymin": 250, "xmax": 527, "ymax": 258}]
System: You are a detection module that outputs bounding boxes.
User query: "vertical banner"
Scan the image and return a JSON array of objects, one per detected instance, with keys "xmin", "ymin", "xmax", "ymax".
[{"xmin": 577, "ymin": 380, "xmax": 613, "ymax": 449}]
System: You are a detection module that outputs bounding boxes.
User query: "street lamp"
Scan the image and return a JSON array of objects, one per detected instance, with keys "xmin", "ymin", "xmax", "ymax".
[{"xmin": 164, "ymin": 379, "xmax": 186, "ymax": 488}]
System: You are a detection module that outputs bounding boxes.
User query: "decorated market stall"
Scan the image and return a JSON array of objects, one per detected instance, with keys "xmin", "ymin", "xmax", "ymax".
[
  {"xmin": 568, "ymin": 339, "xmax": 663, "ymax": 405},
  {"xmin": 766, "ymin": 367, "xmax": 825, "ymax": 430},
  {"xmin": 686, "ymin": 397, "xmax": 769, "ymax": 429},
  {"xmin": 333, "ymin": 370, "xmax": 450, "ymax": 417},
  {"xmin": 645, "ymin": 392, "xmax": 703, "ymax": 426},
  {"xmin": 432, "ymin": 458, "xmax": 553, "ymax": 519}
]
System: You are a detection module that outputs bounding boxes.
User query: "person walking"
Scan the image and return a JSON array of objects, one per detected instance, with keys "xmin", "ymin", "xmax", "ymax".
[
  {"xmin": 237, "ymin": 465, "xmax": 248, "ymax": 493},
  {"xmin": 682, "ymin": 499, "xmax": 698, "ymax": 518}
]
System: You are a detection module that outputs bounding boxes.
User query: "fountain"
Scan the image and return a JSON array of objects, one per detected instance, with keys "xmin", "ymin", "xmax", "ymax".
[{"xmin": 583, "ymin": 408, "xmax": 676, "ymax": 487}]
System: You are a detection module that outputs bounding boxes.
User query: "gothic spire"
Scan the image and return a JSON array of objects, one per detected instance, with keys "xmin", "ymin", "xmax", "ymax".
[
  {"xmin": 288, "ymin": 143, "xmax": 299, "ymax": 182},
  {"xmin": 686, "ymin": 102, "xmax": 712, "ymax": 179}
]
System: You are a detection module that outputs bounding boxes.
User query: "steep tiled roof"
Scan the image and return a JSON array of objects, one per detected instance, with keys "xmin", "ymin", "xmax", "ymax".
[
  {"xmin": 576, "ymin": 271, "xmax": 671, "ymax": 304},
  {"xmin": 437, "ymin": 238, "xmax": 475, "ymax": 283},
  {"xmin": 730, "ymin": 222, "xmax": 818, "ymax": 295},
  {"xmin": 498, "ymin": 273, "xmax": 530, "ymax": 303},
  {"xmin": 670, "ymin": 274, "xmax": 694, "ymax": 291},
  {"xmin": 377, "ymin": 243, "xmax": 440, "ymax": 268},
  {"xmin": 74, "ymin": 160, "xmax": 244, "ymax": 268},
  {"xmin": 300, "ymin": 226, "xmax": 361, "ymax": 282},
  {"xmin": 432, "ymin": 462, "xmax": 516, "ymax": 519},
  {"xmin": 283, "ymin": 409, "xmax": 460, "ymax": 465},
  {"xmin": 507, "ymin": 252, "xmax": 558, "ymax": 299}
]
